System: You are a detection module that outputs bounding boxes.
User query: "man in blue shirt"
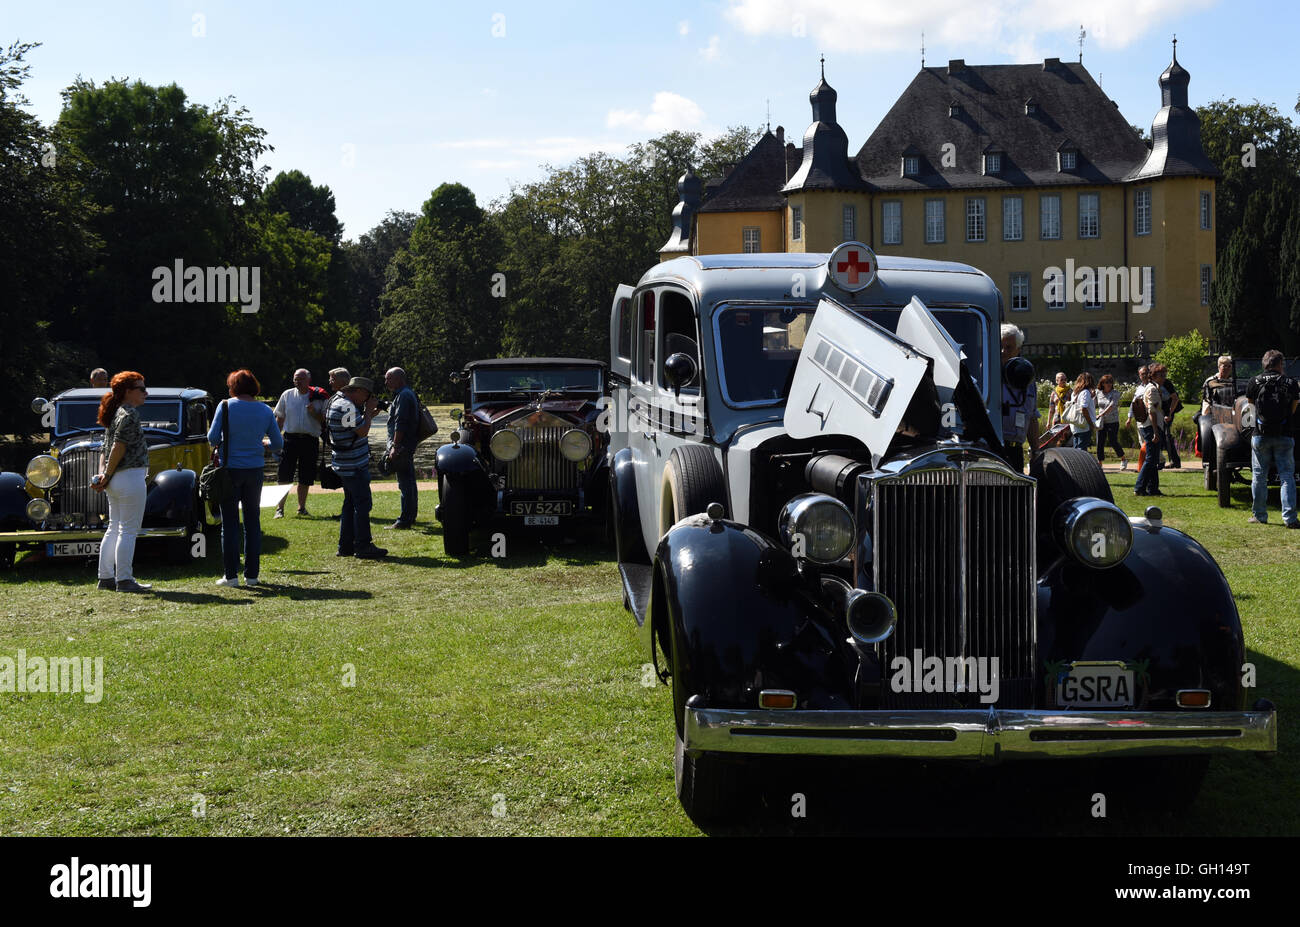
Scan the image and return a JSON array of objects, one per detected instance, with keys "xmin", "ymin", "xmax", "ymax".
[
  {"xmin": 327, "ymin": 377, "xmax": 387, "ymax": 559},
  {"xmin": 383, "ymin": 366, "xmax": 419, "ymax": 529},
  {"xmin": 999, "ymin": 324, "xmax": 1038, "ymax": 473}
]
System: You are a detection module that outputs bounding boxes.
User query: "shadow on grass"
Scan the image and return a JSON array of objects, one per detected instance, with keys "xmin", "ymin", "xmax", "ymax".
[
  {"xmin": 151, "ymin": 590, "xmax": 252, "ymax": 606},
  {"xmin": 245, "ymin": 583, "xmax": 373, "ymax": 601}
]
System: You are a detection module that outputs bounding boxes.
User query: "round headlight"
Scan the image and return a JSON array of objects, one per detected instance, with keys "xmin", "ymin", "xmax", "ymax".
[
  {"xmin": 778, "ymin": 493, "xmax": 855, "ymax": 564},
  {"xmin": 26, "ymin": 455, "xmax": 62, "ymax": 489},
  {"xmin": 26, "ymin": 498, "xmax": 52, "ymax": 523},
  {"xmin": 1052, "ymin": 498, "xmax": 1133, "ymax": 569},
  {"xmin": 490, "ymin": 429, "xmax": 522, "ymax": 462},
  {"xmin": 559, "ymin": 429, "xmax": 592, "ymax": 462}
]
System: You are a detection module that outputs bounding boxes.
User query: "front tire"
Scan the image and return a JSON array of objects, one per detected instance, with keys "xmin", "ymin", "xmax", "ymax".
[
  {"xmin": 0, "ymin": 543, "xmax": 14, "ymax": 571},
  {"xmin": 660, "ymin": 444, "xmax": 727, "ymax": 537},
  {"xmin": 1204, "ymin": 464, "xmax": 1216, "ymax": 492},
  {"xmin": 669, "ymin": 612, "xmax": 742, "ymax": 825},
  {"xmin": 440, "ymin": 477, "xmax": 471, "ymax": 556}
]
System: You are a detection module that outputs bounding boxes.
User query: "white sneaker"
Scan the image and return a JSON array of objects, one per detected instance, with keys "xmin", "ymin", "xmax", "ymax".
[
  {"xmin": 245, "ymin": 576, "xmax": 259, "ymax": 587},
  {"xmin": 273, "ymin": 510, "xmax": 284, "ymax": 519},
  {"xmin": 1121, "ymin": 459, "xmax": 1129, "ymax": 470},
  {"xmin": 215, "ymin": 576, "xmax": 241, "ymax": 588}
]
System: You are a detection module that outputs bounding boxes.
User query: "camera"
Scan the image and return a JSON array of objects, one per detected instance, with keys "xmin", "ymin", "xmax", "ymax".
[{"xmin": 375, "ymin": 398, "xmax": 390, "ymax": 412}]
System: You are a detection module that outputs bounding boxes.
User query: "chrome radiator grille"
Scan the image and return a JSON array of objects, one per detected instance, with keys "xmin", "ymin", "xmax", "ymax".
[
  {"xmin": 503, "ymin": 426, "xmax": 579, "ymax": 491},
  {"xmin": 873, "ymin": 465, "xmax": 1036, "ymax": 708},
  {"xmin": 56, "ymin": 446, "xmax": 109, "ymax": 525}
]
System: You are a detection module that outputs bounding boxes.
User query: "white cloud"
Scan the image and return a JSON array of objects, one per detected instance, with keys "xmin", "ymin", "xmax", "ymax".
[
  {"xmin": 679, "ymin": 19, "xmax": 690, "ymax": 35},
  {"xmin": 723, "ymin": 0, "xmax": 1216, "ymax": 56},
  {"xmin": 606, "ymin": 92, "xmax": 707, "ymax": 132},
  {"xmin": 469, "ymin": 159, "xmax": 524, "ymax": 170},
  {"xmin": 700, "ymin": 35, "xmax": 722, "ymax": 60}
]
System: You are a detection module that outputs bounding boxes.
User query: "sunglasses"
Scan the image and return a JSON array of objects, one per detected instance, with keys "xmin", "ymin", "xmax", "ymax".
[{"xmin": 129, "ymin": 385, "xmax": 147, "ymax": 393}]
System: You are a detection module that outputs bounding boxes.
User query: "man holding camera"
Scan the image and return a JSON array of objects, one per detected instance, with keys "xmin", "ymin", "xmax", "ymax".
[
  {"xmin": 327, "ymin": 377, "xmax": 387, "ymax": 559},
  {"xmin": 383, "ymin": 367, "xmax": 419, "ymax": 530}
]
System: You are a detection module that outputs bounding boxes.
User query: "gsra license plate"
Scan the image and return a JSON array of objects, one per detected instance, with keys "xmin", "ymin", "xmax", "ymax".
[
  {"xmin": 1055, "ymin": 662, "xmax": 1136, "ymax": 708},
  {"xmin": 48, "ymin": 540, "xmax": 101, "ymax": 557}
]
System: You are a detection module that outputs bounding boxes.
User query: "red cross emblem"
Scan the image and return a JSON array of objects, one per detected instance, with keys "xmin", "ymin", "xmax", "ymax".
[{"xmin": 827, "ymin": 241, "xmax": 878, "ymax": 292}]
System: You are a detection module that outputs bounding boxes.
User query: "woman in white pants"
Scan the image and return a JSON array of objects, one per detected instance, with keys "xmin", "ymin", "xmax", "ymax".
[{"xmin": 92, "ymin": 371, "xmax": 153, "ymax": 593}]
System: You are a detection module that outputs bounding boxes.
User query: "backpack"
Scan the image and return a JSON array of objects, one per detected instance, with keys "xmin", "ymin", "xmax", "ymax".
[
  {"xmin": 1253, "ymin": 374, "xmax": 1294, "ymax": 435},
  {"xmin": 1132, "ymin": 393, "xmax": 1149, "ymax": 424}
]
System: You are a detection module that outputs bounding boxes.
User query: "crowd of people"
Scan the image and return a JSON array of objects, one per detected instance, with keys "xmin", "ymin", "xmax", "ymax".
[
  {"xmin": 999, "ymin": 324, "xmax": 1297, "ymax": 523},
  {"xmin": 89, "ymin": 364, "xmax": 426, "ymax": 592}
]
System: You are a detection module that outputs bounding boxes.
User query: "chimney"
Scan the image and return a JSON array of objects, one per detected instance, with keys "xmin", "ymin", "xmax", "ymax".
[
  {"xmin": 776, "ymin": 125, "xmax": 784, "ymax": 146},
  {"xmin": 1043, "ymin": 57, "xmax": 1061, "ymax": 70},
  {"xmin": 948, "ymin": 59, "xmax": 965, "ymax": 75}
]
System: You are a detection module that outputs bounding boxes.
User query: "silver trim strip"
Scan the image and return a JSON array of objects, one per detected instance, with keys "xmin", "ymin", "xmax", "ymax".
[{"xmin": 686, "ymin": 706, "xmax": 1277, "ymax": 760}]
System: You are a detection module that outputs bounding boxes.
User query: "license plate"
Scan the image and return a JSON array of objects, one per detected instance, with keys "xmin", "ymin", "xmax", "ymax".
[
  {"xmin": 524, "ymin": 515, "xmax": 560, "ymax": 526},
  {"xmin": 47, "ymin": 540, "xmax": 101, "ymax": 557},
  {"xmin": 1054, "ymin": 662, "xmax": 1136, "ymax": 708},
  {"xmin": 510, "ymin": 500, "xmax": 572, "ymax": 516}
]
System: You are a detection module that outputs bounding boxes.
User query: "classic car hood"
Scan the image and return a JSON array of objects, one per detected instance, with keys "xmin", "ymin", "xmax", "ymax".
[
  {"xmin": 784, "ymin": 295, "xmax": 996, "ymax": 467},
  {"xmin": 472, "ymin": 399, "xmax": 593, "ymax": 424}
]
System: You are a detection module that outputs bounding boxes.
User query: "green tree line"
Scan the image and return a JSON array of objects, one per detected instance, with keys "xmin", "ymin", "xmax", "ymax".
[{"xmin": 1, "ymin": 42, "xmax": 756, "ymax": 437}]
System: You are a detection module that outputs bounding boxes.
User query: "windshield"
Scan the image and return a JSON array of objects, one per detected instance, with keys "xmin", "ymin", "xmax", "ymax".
[
  {"xmin": 714, "ymin": 305, "xmax": 987, "ymax": 406},
  {"xmin": 472, "ymin": 367, "xmax": 602, "ymax": 395},
  {"xmin": 55, "ymin": 400, "xmax": 183, "ymax": 436}
]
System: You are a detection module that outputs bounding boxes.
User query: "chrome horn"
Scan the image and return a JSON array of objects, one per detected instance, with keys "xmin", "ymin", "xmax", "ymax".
[{"xmin": 845, "ymin": 590, "xmax": 897, "ymax": 645}]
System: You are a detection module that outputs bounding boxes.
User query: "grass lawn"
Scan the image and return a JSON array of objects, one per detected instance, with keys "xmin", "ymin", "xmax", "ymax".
[{"xmin": 1, "ymin": 470, "xmax": 1295, "ymax": 836}]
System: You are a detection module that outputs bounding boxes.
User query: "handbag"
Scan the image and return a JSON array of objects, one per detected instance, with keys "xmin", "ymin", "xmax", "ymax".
[
  {"xmin": 413, "ymin": 392, "xmax": 438, "ymax": 444},
  {"xmin": 1061, "ymin": 395, "xmax": 1089, "ymax": 428},
  {"xmin": 318, "ymin": 404, "xmax": 343, "ymax": 489},
  {"xmin": 199, "ymin": 399, "xmax": 234, "ymax": 504}
]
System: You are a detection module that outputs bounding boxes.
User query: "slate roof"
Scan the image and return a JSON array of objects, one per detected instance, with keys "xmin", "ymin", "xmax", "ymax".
[
  {"xmin": 698, "ymin": 129, "xmax": 802, "ymax": 212},
  {"xmin": 855, "ymin": 59, "xmax": 1151, "ymax": 190},
  {"xmin": 783, "ymin": 74, "xmax": 869, "ymax": 193},
  {"xmin": 1126, "ymin": 49, "xmax": 1220, "ymax": 181}
]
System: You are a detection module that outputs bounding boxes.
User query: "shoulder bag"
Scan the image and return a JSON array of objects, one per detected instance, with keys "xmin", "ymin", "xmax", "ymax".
[
  {"xmin": 199, "ymin": 400, "xmax": 234, "ymax": 504},
  {"xmin": 412, "ymin": 390, "xmax": 438, "ymax": 445},
  {"xmin": 318, "ymin": 407, "xmax": 343, "ymax": 489}
]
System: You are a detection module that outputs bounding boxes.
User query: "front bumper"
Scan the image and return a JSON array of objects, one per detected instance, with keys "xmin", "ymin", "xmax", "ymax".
[
  {"xmin": 1, "ymin": 527, "xmax": 188, "ymax": 543},
  {"xmin": 685, "ymin": 702, "xmax": 1277, "ymax": 761}
]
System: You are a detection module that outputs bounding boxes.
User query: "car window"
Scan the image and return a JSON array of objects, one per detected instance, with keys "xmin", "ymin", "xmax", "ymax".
[
  {"xmin": 55, "ymin": 400, "xmax": 183, "ymax": 435},
  {"xmin": 657, "ymin": 291, "xmax": 700, "ymax": 395},
  {"xmin": 714, "ymin": 304, "xmax": 987, "ymax": 406},
  {"xmin": 187, "ymin": 401, "xmax": 209, "ymax": 438},
  {"xmin": 635, "ymin": 291, "xmax": 655, "ymax": 385},
  {"xmin": 616, "ymin": 297, "xmax": 633, "ymax": 362},
  {"xmin": 471, "ymin": 367, "xmax": 602, "ymax": 395}
]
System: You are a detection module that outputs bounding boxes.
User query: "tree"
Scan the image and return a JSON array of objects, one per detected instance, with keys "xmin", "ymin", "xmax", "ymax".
[
  {"xmin": 1154, "ymin": 329, "xmax": 1209, "ymax": 404},
  {"xmin": 263, "ymin": 169, "xmax": 343, "ymax": 243},
  {"xmin": 376, "ymin": 184, "xmax": 503, "ymax": 398},
  {"xmin": 1211, "ymin": 224, "xmax": 1275, "ymax": 355},
  {"xmin": 342, "ymin": 210, "xmax": 418, "ymax": 362}
]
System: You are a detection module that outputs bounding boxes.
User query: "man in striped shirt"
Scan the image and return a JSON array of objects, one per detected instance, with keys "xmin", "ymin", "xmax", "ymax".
[{"xmin": 328, "ymin": 377, "xmax": 387, "ymax": 559}]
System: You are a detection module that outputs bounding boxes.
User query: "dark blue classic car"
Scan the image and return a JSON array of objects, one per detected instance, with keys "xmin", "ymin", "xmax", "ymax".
[
  {"xmin": 606, "ymin": 243, "xmax": 1277, "ymax": 823},
  {"xmin": 1, "ymin": 388, "xmax": 215, "ymax": 569}
]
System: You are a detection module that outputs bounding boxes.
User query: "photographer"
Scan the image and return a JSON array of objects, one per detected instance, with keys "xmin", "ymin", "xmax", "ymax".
[{"xmin": 328, "ymin": 377, "xmax": 387, "ymax": 559}]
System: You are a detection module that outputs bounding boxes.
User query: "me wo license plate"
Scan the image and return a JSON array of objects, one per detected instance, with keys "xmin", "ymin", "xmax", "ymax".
[
  {"xmin": 1054, "ymin": 662, "xmax": 1136, "ymax": 708},
  {"xmin": 47, "ymin": 540, "xmax": 101, "ymax": 557}
]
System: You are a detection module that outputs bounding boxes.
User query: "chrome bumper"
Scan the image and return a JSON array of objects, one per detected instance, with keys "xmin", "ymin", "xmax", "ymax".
[
  {"xmin": 685, "ymin": 704, "xmax": 1277, "ymax": 760},
  {"xmin": 2, "ymin": 527, "xmax": 188, "ymax": 543}
]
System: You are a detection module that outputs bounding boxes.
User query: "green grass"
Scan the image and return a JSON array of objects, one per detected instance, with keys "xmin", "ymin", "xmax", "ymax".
[{"xmin": 0, "ymin": 471, "xmax": 1296, "ymax": 835}]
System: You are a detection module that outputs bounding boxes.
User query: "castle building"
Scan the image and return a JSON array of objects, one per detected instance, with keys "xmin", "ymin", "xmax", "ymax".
[{"xmin": 664, "ymin": 44, "xmax": 1219, "ymax": 343}]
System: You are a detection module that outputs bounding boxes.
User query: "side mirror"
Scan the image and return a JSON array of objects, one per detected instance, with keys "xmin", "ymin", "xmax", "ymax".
[
  {"xmin": 31, "ymin": 397, "xmax": 49, "ymax": 414},
  {"xmin": 452, "ymin": 408, "xmax": 464, "ymax": 423},
  {"xmin": 664, "ymin": 353, "xmax": 697, "ymax": 398}
]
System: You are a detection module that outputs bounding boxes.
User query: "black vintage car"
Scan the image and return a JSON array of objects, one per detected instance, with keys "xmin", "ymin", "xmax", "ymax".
[
  {"xmin": 434, "ymin": 358, "xmax": 609, "ymax": 555},
  {"xmin": 1199, "ymin": 368, "xmax": 1300, "ymax": 506},
  {"xmin": 0, "ymin": 388, "xmax": 216, "ymax": 569},
  {"xmin": 607, "ymin": 244, "xmax": 1276, "ymax": 823}
]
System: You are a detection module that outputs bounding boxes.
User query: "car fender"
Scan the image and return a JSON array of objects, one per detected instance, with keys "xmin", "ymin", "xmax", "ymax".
[
  {"xmin": 145, "ymin": 467, "xmax": 197, "ymax": 525},
  {"xmin": 610, "ymin": 447, "xmax": 648, "ymax": 564},
  {"xmin": 435, "ymin": 442, "xmax": 484, "ymax": 478},
  {"xmin": 1212, "ymin": 423, "xmax": 1243, "ymax": 461},
  {"xmin": 0, "ymin": 472, "xmax": 32, "ymax": 531},
  {"xmin": 650, "ymin": 516, "xmax": 856, "ymax": 712},
  {"xmin": 1036, "ymin": 523, "xmax": 1245, "ymax": 709}
]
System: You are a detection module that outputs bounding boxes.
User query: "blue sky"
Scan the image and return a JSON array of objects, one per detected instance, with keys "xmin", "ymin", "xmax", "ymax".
[{"xmin": 8, "ymin": 0, "xmax": 1298, "ymax": 240}]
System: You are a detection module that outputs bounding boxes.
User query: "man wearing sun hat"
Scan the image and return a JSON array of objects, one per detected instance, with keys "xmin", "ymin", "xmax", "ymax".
[{"xmin": 327, "ymin": 377, "xmax": 387, "ymax": 559}]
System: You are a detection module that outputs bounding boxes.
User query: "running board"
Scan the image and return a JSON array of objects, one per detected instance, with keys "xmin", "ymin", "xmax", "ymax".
[{"xmin": 618, "ymin": 563, "xmax": 653, "ymax": 626}]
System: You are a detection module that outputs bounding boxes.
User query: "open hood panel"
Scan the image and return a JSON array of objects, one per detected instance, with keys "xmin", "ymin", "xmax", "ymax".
[{"xmin": 784, "ymin": 297, "xmax": 938, "ymax": 468}]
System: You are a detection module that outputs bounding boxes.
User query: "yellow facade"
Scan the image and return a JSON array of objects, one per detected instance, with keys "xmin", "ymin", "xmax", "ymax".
[
  {"xmin": 693, "ymin": 177, "xmax": 1214, "ymax": 341},
  {"xmin": 693, "ymin": 210, "xmax": 784, "ymax": 256}
]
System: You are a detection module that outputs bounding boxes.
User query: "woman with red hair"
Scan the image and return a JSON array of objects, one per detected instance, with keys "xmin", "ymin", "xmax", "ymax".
[
  {"xmin": 91, "ymin": 371, "xmax": 153, "ymax": 593},
  {"xmin": 207, "ymin": 369, "xmax": 283, "ymax": 587}
]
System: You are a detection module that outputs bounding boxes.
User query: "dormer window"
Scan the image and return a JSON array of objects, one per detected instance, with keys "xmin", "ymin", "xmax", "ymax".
[
  {"xmin": 983, "ymin": 152, "xmax": 1002, "ymax": 175},
  {"xmin": 903, "ymin": 155, "xmax": 920, "ymax": 177},
  {"xmin": 1059, "ymin": 149, "xmax": 1077, "ymax": 171},
  {"xmin": 1024, "ymin": 100, "xmax": 1038, "ymax": 115},
  {"xmin": 949, "ymin": 102, "xmax": 962, "ymax": 117}
]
